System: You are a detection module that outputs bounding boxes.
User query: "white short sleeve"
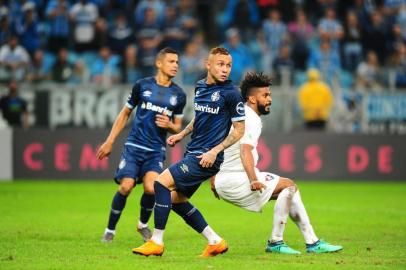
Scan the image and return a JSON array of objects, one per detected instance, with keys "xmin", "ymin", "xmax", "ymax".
[
  {"xmin": 220, "ymin": 105, "xmax": 262, "ymax": 172},
  {"xmin": 239, "ymin": 106, "xmax": 261, "ymax": 147}
]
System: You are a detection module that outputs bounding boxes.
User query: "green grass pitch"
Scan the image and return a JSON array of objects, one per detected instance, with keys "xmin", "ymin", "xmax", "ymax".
[{"xmin": 1, "ymin": 180, "xmax": 405, "ymax": 270}]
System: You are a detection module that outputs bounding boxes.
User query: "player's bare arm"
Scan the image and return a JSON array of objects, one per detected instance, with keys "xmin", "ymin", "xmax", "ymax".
[
  {"xmin": 198, "ymin": 120, "xmax": 245, "ymax": 168},
  {"xmin": 167, "ymin": 117, "xmax": 195, "ymax": 146},
  {"xmin": 155, "ymin": 114, "xmax": 182, "ymax": 134},
  {"xmin": 97, "ymin": 106, "xmax": 132, "ymax": 160},
  {"xmin": 240, "ymin": 143, "xmax": 267, "ymax": 192}
]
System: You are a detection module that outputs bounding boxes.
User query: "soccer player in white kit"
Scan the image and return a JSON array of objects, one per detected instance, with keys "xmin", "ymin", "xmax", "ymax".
[{"xmin": 212, "ymin": 72, "xmax": 343, "ymax": 254}]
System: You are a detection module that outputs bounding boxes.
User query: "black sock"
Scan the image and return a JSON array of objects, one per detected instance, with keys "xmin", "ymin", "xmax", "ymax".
[
  {"xmin": 306, "ymin": 240, "xmax": 320, "ymax": 248},
  {"xmin": 269, "ymin": 240, "xmax": 285, "ymax": 246},
  {"xmin": 139, "ymin": 193, "xmax": 155, "ymax": 224},
  {"xmin": 107, "ymin": 192, "xmax": 128, "ymax": 230},
  {"xmin": 172, "ymin": 202, "xmax": 208, "ymax": 233}
]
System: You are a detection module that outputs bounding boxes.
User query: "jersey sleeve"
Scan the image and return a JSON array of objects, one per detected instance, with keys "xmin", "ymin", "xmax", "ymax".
[
  {"xmin": 240, "ymin": 115, "xmax": 260, "ymax": 147},
  {"xmin": 125, "ymin": 81, "xmax": 141, "ymax": 110},
  {"xmin": 173, "ymin": 92, "xmax": 186, "ymax": 118},
  {"xmin": 226, "ymin": 89, "xmax": 245, "ymax": 122}
]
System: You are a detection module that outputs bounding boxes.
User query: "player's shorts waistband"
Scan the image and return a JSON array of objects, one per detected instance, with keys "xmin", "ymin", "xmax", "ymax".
[{"xmin": 125, "ymin": 142, "xmax": 159, "ymax": 152}]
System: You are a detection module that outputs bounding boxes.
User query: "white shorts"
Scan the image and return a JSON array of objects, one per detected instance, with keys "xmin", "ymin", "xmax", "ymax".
[{"xmin": 214, "ymin": 170, "xmax": 280, "ymax": 213}]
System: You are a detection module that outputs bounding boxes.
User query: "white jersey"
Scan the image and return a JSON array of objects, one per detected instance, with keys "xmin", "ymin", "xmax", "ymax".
[
  {"xmin": 216, "ymin": 104, "xmax": 280, "ymax": 212},
  {"xmin": 220, "ymin": 105, "xmax": 262, "ymax": 173}
]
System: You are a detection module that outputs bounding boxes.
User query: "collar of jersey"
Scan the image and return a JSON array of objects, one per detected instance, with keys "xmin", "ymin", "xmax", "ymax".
[
  {"xmin": 151, "ymin": 76, "xmax": 174, "ymax": 88},
  {"xmin": 198, "ymin": 78, "xmax": 232, "ymax": 88}
]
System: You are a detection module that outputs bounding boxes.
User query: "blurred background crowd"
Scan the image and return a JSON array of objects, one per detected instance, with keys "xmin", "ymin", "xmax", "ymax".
[
  {"xmin": 2, "ymin": 0, "xmax": 406, "ymax": 89},
  {"xmin": 0, "ymin": 0, "xmax": 405, "ymax": 133}
]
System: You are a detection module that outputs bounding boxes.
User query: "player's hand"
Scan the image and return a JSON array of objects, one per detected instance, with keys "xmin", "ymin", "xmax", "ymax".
[
  {"xmin": 250, "ymin": 181, "xmax": 266, "ymax": 193},
  {"xmin": 167, "ymin": 133, "xmax": 183, "ymax": 147},
  {"xmin": 197, "ymin": 150, "xmax": 218, "ymax": 168},
  {"xmin": 97, "ymin": 141, "xmax": 113, "ymax": 160},
  {"xmin": 155, "ymin": 113, "xmax": 171, "ymax": 129}
]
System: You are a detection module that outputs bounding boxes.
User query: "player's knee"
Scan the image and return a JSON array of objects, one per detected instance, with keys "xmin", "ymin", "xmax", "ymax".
[
  {"xmin": 282, "ymin": 178, "xmax": 298, "ymax": 192},
  {"xmin": 143, "ymin": 183, "xmax": 155, "ymax": 194},
  {"xmin": 154, "ymin": 178, "xmax": 165, "ymax": 188},
  {"xmin": 119, "ymin": 183, "xmax": 134, "ymax": 195},
  {"xmin": 155, "ymin": 169, "xmax": 175, "ymax": 190},
  {"xmin": 153, "ymin": 180, "xmax": 169, "ymax": 193}
]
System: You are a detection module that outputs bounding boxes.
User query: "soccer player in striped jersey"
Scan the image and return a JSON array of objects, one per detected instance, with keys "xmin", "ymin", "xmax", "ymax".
[
  {"xmin": 98, "ymin": 47, "xmax": 186, "ymax": 243},
  {"xmin": 132, "ymin": 47, "xmax": 245, "ymax": 257}
]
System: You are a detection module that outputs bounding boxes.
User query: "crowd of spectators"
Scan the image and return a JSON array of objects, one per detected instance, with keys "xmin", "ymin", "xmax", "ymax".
[{"xmin": 0, "ymin": 0, "xmax": 406, "ymax": 91}]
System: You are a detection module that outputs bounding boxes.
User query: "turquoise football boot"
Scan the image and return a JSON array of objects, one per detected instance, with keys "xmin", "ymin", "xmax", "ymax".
[
  {"xmin": 265, "ymin": 241, "xmax": 301, "ymax": 255},
  {"xmin": 306, "ymin": 240, "xmax": 343, "ymax": 253}
]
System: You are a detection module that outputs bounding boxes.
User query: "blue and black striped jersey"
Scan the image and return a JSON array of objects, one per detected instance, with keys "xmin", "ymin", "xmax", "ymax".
[
  {"xmin": 186, "ymin": 79, "xmax": 245, "ymax": 162},
  {"xmin": 125, "ymin": 77, "xmax": 186, "ymax": 153}
]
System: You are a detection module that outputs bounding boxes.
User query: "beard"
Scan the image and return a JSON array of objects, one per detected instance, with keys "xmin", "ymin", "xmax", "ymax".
[{"xmin": 258, "ymin": 104, "xmax": 270, "ymax": 115}]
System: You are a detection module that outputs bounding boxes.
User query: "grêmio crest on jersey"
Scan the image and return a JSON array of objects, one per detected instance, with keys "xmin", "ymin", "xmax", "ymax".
[
  {"xmin": 169, "ymin": 95, "xmax": 177, "ymax": 106},
  {"xmin": 124, "ymin": 77, "xmax": 186, "ymax": 152}
]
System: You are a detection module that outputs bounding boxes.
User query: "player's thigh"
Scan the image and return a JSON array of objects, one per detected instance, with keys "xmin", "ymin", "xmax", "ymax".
[
  {"xmin": 118, "ymin": 178, "xmax": 136, "ymax": 195},
  {"xmin": 114, "ymin": 145, "xmax": 142, "ymax": 186},
  {"xmin": 142, "ymin": 171, "xmax": 159, "ymax": 194},
  {"xmin": 156, "ymin": 169, "xmax": 176, "ymax": 190},
  {"xmin": 271, "ymin": 177, "xmax": 297, "ymax": 200}
]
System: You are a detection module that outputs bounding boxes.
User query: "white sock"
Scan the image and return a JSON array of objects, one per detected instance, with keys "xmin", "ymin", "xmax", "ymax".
[
  {"xmin": 201, "ymin": 226, "xmax": 222, "ymax": 245},
  {"xmin": 289, "ymin": 190, "xmax": 319, "ymax": 244},
  {"xmin": 270, "ymin": 186, "xmax": 295, "ymax": 243},
  {"xmin": 138, "ymin": 221, "xmax": 148, "ymax": 229},
  {"xmin": 105, "ymin": 228, "xmax": 115, "ymax": 235},
  {"xmin": 151, "ymin": 229, "xmax": 165, "ymax": 245}
]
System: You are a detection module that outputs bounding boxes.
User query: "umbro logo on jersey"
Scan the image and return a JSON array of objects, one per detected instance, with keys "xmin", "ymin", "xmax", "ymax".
[
  {"xmin": 143, "ymin": 90, "xmax": 152, "ymax": 97},
  {"xmin": 179, "ymin": 163, "xmax": 189, "ymax": 173},
  {"xmin": 141, "ymin": 102, "xmax": 173, "ymax": 116},
  {"xmin": 211, "ymin": 91, "xmax": 220, "ymax": 102}
]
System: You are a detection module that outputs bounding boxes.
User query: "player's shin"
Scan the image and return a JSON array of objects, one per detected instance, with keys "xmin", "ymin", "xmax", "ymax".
[
  {"xmin": 172, "ymin": 202, "xmax": 221, "ymax": 244},
  {"xmin": 139, "ymin": 193, "xmax": 155, "ymax": 226},
  {"xmin": 289, "ymin": 190, "xmax": 319, "ymax": 244},
  {"xmin": 136, "ymin": 193, "xmax": 155, "ymax": 241},
  {"xmin": 270, "ymin": 186, "xmax": 295, "ymax": 243},
  {"xmin": 151, "ymin": 181, "xmax": 171, "ymax": 245},
  {"xmin": 107, "ymin": 191, "xmax": 128, "ymax": 231},
  {"xmin": 172, "ymin": 202, "xmax": 207, "ymax": 232}
]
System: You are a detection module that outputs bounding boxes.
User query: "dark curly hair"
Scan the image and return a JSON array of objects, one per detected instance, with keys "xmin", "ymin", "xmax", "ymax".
[{"xmin": 240, "ymin": 72, "xmax": 272, "ymax": 102}]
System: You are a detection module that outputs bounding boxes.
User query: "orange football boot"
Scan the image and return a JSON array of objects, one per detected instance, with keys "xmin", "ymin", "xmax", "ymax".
[
  {"xmin": 132, "ymin": 240, "xmax": 164, "ymax": 256},
  {"xmin": 200, "ymin": 239, "xmax": 228, "ymax": 257}
]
